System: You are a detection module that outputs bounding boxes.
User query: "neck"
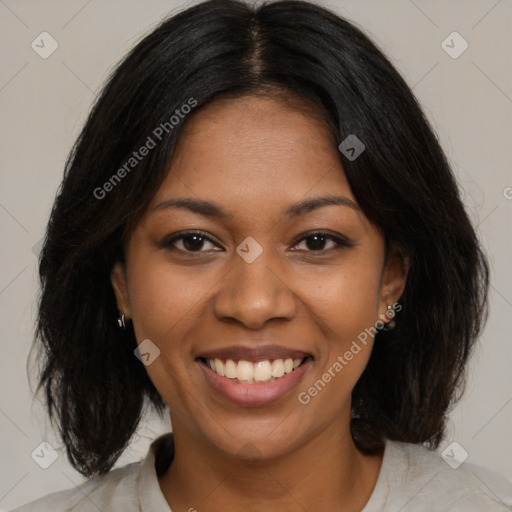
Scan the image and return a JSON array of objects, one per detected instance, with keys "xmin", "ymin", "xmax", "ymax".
[{"xmin": 158, "ymin": 418, "xmax": 384, "ymax": 512}]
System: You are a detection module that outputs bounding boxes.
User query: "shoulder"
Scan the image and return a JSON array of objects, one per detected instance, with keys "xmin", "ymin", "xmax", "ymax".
[
  {"xmin": 373, "ymin": 439, "xmax": 512, "ymax": 511},
  {"xmin": 9, "ymin": 460, "xmax": 142, "ymax": 512},
  {"xmin": 10, "ymin": 432, "xmax": 174, "ymax": 512}
]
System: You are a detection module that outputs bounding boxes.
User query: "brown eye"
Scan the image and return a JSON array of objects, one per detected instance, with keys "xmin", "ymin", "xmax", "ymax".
[
  {"xmin": 291, "ymin": 231, "xmax": 353, "ymax": 252},
  {"xmin": 163, "ymin": 231, "xmax": 221, "ymax": 253},
  {"xmin": 181, "ymin": 234, "xmax": 205, "ymax": 251},
  {"xmin": 302, "ymin": 234, "xmax": 332, "ymax": 251}
]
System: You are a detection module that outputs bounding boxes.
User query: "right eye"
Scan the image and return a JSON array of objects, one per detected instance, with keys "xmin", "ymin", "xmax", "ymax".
[{"xmin": 162, "ymin": 231, "xmax": 223, "ymax": 253}]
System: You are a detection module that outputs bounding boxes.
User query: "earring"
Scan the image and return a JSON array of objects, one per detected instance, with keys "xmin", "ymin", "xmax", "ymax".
[
  {"xmin": 382, "ymin": 304, "xmax": 396, "ymax": 331},
  {"xmin": 117, "ymin": 310, "xmax": 126, "ymax": 331}
]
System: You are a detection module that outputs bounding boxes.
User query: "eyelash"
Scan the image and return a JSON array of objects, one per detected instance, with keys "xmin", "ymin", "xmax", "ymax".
[{"xmin": 162, "ymin": 230, "xmax": 353, "ymax": 254}]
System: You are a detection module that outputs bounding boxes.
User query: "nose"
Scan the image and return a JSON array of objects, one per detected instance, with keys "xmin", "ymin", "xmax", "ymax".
[{"xmin": 212, "ymin": 249, "xmax": 297, "ymax": 329}]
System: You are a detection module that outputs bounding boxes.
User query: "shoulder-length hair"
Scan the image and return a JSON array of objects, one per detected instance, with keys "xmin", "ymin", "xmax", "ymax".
[{"xmin": 33, "ymin": 0, "xmax": 489, "ymax": 477}]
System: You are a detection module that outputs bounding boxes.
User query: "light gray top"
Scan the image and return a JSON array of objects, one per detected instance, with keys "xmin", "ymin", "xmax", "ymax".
[{"xmin": 11, "ymin": 433, "xmax": 512, "ymax": 511}]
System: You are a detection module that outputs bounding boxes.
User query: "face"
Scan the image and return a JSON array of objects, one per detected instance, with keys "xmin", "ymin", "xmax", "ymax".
[{"xmin": 111, "ymin": 94, "xmax": 407, "ymax": 460}]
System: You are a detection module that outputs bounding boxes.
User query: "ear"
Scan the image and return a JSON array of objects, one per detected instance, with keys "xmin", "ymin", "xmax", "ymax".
[
  {"xmin": 110, "ymin": 261, "xmax": 132, "ymax": 319},
  {"xmin": 377, "ymin": 244, "xmax": 409, "ymax": 324}
]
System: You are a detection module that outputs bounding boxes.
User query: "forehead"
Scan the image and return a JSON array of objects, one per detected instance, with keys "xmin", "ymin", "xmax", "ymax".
[{"xmin": 150, "ymin": 95, "xmax": 355, "ymax": 210}]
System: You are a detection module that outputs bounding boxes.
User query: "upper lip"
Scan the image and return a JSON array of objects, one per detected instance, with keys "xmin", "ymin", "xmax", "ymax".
[{"xmin": 197, "ymin": 344, "xmax": 313, "ymax": 363}]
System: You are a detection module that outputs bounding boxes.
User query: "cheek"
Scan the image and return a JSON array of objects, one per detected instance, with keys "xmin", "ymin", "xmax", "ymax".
[
  {"xmin": 335, "ymin": 269, "xmax": 381, "ymax": 337},
  {"xmin": 126, "ymin": 257, "xmax": 209, "ymax": 413},
  {"xmin": 127, "ymin": 253, "xmax": 212, "ymax": 340},
  {"xmin": 298, "ymin": 255, "xmax": 382, "ymax": 386},
  {"xmin": 302, "ymin": 257, "xmax": 382, "ymax": 336}
]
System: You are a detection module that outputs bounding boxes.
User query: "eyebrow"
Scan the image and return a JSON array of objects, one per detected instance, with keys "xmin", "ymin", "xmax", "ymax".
[{"xmin": 152, "ymin": 195, "xmax": 360, "ymax": 220}]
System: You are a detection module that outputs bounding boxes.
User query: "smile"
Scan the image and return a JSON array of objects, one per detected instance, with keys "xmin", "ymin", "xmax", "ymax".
[
  {"xmin": 196, "ymin": 350, "xmax": 314, "ymax": 407},
  {"xmin": 202, "ymin": 357, "xmax": 309, "ymax": 384}
]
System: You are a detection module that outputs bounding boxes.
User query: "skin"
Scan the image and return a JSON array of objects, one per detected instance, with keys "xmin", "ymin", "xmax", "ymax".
[{"xmin": 111, "ymin": 94, "xmax": 408, "ymax": 512}]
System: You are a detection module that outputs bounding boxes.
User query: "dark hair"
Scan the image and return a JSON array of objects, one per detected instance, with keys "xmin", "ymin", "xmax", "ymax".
[{"xmin": 32, "ymin": 0, "xmax": 489, "ymax": 477}]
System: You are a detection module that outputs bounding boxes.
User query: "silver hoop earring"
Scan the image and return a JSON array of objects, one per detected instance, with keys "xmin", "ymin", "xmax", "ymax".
[{"xmin": 117, "ymin": 310, "xmax": 126, "ymax": 331}]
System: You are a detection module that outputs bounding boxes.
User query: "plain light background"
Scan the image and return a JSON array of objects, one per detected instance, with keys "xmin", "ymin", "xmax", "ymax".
[{"xmin": 0, "ymin": 0, "xmax": 511, "ymax": 509}]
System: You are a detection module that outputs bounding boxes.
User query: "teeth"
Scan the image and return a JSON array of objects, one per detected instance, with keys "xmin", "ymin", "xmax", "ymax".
[
  {"xmin": 254, "ymin": 360, "xmax": 272, "ymax": 382},
  {"xmin": 224, "ymin": 359, "xmax": 237, "ymax": 378},
  {"xmin": 271, "ymin": 359, "xmax": 285, "ymax": 378},
  {"xmin": 206, "ymin": 357, "xmax": 305, "ymax": 383},
  {"xmin": 237, "ymin": 360, "xmax": 253, "ymax": 381},
  {"xmin": 214, "ymin": 358, "xmax": 224, "ymax": 377}
]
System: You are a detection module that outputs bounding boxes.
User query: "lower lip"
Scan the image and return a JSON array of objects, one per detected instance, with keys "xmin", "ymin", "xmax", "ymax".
[{"xmin": 197, "ymin": 358, "xmax": 313, "ymax": 407}]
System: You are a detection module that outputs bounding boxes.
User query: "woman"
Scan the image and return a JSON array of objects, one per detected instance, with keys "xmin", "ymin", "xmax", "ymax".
[{"xmin": 13, "ymin": 0, "xmax": 512, "ymax": 510}]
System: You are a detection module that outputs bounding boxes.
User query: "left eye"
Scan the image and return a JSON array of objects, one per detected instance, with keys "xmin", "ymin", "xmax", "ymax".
[{"xmin": 292, "ymin": 232, "xmax": 351, "ymax": 252}]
